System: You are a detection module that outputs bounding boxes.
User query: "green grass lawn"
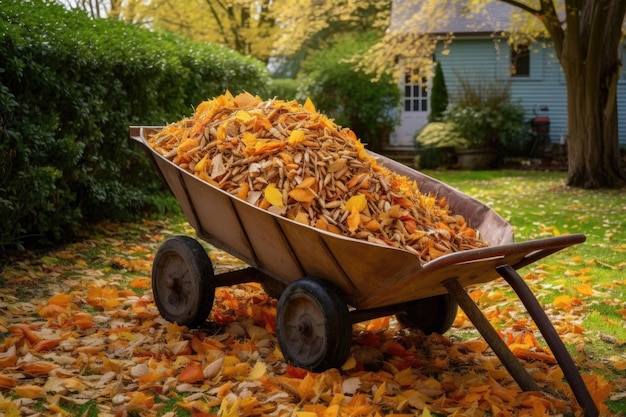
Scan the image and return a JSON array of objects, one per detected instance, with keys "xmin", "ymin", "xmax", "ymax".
[{"xmin": 422, "ymin": 169, "xmax": 626, "ymax": 413}]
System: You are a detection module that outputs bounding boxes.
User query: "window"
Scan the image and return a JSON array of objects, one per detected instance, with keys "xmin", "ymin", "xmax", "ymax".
[
  {"xmin": 403, "ymin": 71, "xmax": 428, "ymax": 112},
  {"xmin": 511, "ymin": 44, "xmax": 530, "ymax": 77}
]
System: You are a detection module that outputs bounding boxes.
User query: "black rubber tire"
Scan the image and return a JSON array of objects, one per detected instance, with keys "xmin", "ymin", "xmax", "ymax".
[
  {"xmin": 276, "ymin": 277, "xmax": 352, "ymax": 372},
  {"xmin": 152, "ymin": 236, "xmax": 215, "ymax": 327},
  {"xmin": 396, "ymin": 294, "xmax": 458, "ymax": 334}
]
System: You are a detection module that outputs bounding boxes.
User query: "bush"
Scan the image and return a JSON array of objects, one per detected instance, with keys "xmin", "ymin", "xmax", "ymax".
[
  {"xmin": 267, "ymin": 78, "xmax": 299, "ymax": 100},
  {"xmin": 415, "ymin": 122, "xmax": 469, "ymax": 149},
  {"xmin": 0, "ymin": 0, "xmax": 270, "ymax": 251},
  {"xmin": 443, "ymin": 76, "xmax": 526, "ymax": 153},
  {"xmin": 428, "ymin": 62, "xmax": 448, "ymax": 122},
  {"xmin": 298, "ymin": 32, "xmax": 400, "ymax": 152}
]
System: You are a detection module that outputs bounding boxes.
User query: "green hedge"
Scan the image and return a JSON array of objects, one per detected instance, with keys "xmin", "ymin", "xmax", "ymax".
[{"xmin": 0, "ymin": 0, "xmax": 270, "ymax": 251}]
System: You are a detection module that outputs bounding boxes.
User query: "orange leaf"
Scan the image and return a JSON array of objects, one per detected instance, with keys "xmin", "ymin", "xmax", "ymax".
[
  {"xmin": 347, "ymin": 209, "xmax": 361, "ymax": 233},
  {"xmin": 32, "ymin": 338, "xmax": 61, "ymax": 352},
  {"xmin": 288, "ymin": 187, "xmax": 316, "ymax": 203},
  {"xmin": 0, "ymin": 348, "xmax": 17, "ymax": 368},
  {"xmin": 237, "ymin": 181, "xmax": 250, "ymax": 200},
  {"xmin": 64, "ymin": 313, "xmax": 94, "ymax": 330},
  {"xmin": 9, "ymin": 323, "xmax": 41, "ymax": 344},
  {"xmin": 38, "ymin": 303, "xmax": 66, "ymax": 318},
  {"xmin": 178, "ymin": 361, "xmax": 205, "ymax": 383},
  {"xmin": 234, "ymin": 91, "xmax": 261, "ymax": 108},
  {"xmin": 129, "ymin": 278, "xmax": 151, "ymax": 289},
  {"xmin": 0, "ymin": 374, "xmax": 17, "ymax": 388},
  {"xmin": 574, "ymin": 284, "xmax": 594, "ymax": 296},
  {"xmin": 20, "ymin": 361, "xmax": 59, "ymax": 375},
  {"xmin": 48, "ymin": 293, "xmax": 73, "ymax": 307},
  {"xmin": 365, "ymin": 317, "xmax": 389, "ymax": 332},
  {"xmin": 13, "ymin": 384, "xmax": 45, "ymax": 399},
  {"xmin": 285, "ymin": 364, "xmax": 308, "ymax": 379}
]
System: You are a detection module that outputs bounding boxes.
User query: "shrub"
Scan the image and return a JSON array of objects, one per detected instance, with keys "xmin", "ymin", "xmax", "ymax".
[
  {"xmin": 298, "ymin": 32, "xmax": 400, "ymax": 152},
  {"xmin": 428, "ymin": 62, "xmax": 448, "ymax": 122},
  {"xmin": 0, "ymin": 0, "xmax": 269, "ymax": 251},
  {"xmin": 443, "ymin": 76, "xmax": 526, "ymax": 153},
  {"xmin": 415, "ymin": 122, "xmax": 469, "ymax": 149},
  {"xmin": 267, "ymin": 78, "xmax": 299, "ymax": 100}
]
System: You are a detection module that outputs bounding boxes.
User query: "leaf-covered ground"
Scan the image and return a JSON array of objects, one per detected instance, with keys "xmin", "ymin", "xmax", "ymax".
[{"xmin": 1, "ymin": 170, "xmax": 624, "ymax": 416}]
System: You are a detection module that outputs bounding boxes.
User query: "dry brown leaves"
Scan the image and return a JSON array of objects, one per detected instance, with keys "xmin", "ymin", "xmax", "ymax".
[
  {"xmin": 147, "ymin": 91, "xmax": 487, "ymax": 264},
  {"xmin": 0, "ymin": 219, "xmax": 615, "ymax": 416}
]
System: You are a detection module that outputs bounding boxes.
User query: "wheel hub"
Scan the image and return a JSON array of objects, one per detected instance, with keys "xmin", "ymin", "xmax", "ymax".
[{"xmin": 297, "ymin": 318, "xmax": 313, "ymax": 337}]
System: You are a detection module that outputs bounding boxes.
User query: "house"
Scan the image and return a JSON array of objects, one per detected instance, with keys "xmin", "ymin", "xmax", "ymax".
[{"xmin": 385, "ymin": 1, "xmax": 626, "ymax": 158}]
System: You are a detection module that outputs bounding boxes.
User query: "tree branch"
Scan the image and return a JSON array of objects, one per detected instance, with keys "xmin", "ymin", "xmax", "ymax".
[{"xmin": 496, "ymin": 0, "xmax": 540, "ymax": 16}]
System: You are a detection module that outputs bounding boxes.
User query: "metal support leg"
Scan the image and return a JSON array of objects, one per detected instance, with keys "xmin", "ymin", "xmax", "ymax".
[
  {"xmin": 444, "ymin": 278, "xmax": 540, "ymax": 392},
  {"xmin": 496, "ymin": 265, "xmax": 599, "ymax": 417}
]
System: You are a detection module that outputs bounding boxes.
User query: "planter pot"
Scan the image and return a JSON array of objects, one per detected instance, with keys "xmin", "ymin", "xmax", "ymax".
[{"xmin": 456, "ymin": 148, "xmax": 498, "ymax": 170}]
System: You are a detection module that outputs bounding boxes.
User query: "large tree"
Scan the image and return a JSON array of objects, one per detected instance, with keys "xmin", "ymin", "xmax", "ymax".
[
  {"xmin": 61, "ymin": 0, "xmax": 390, "ymax": 65},
  {"xmin": 368, "ymin": 0, "xmax": 625, "ymax": 189},
  {"xmin": 506, "ymin": 0, "xmax": 625, "ymax": 188}
]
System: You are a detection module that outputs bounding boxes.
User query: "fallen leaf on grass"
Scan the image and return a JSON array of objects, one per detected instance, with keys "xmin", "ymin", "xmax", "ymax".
[{"xmin": 0, "ymin": 216, "xmax": 616, "ymax": 416}]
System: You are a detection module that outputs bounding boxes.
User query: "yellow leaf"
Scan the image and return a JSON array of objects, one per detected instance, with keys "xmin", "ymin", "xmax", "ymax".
[
  {"xmin": 303, "ymin": 97, "xmax": 316, "ymax": 113},
  {"xmin": 242, "ymin": 131, "xmax": 257, "ymax": 149},
  {"xmin": 264, "ymin": 183, "xmax": 284, "ymax": 207},
  {"xmin": 75, "ymin": 258, "xmax": 88, "ymax": 267},
  {"xmin": 235, "ymin": 110, "xmax": 253, "ymax": 123},
  {"xmin": 194, "ymin": 154, "xmax": 210, "ymax": 172},
  {"xmin": 287, "ymin": 129, "xmax": 306, "ymax": 146},
  {"xmin": 345, "ymin": 194, "xmax": 367, "ymax": 212},
  {"xmin": 3, "ymin": 402, "xmax": 20, "ymax": 417},
  {"xmin": 323, "ymin": 404, "xmax": 340, "ymax": 417},
  {"xmin": 373, "ymin": 381, "xmax": 386, "ymax": 403},
  {"xmin": 553, "ymin": 295, "xmax": 571, "ymax": 309},
  {"xmin": 341, "ymin": 355, "xmax": 357, "ymax": 371},
  {"xmin": 575, "ymin": 284, "xmax": 594, "ymax": 296},
  {"xmin": 247, "ymin": 361, "xmax": 266, "ymax": 380}
]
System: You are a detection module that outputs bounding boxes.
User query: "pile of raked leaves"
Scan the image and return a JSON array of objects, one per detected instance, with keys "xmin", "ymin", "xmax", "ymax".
[{"xmin": 147, "ymin": 91, "xmax": 487, "ymax": 264}]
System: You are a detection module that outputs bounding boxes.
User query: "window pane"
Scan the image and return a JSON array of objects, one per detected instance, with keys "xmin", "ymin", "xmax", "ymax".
[
  {"xmin": 413, "ymin": 99, "xmax": 419, "ymax": 111},
  {"xmin": 421, "ymin": 99, "xmax": 428, "ymax": 111},
  {"xmin": 511, "ymin": 44, "xmax": 530, "ymax": 76},
  {"xmin": 413, "ymin": 85, "xmax": 420, "ymax": 97},
  {"xmin": 405, "ymin": 86, "xmax": 411, "ymax": 97},
  {"xmin": 405, "ymin": 100, "xmax": 411, "ymax": 111}
]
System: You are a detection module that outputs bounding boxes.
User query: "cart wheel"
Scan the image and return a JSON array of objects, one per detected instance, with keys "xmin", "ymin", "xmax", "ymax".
[
  {"xmin": 152, "ymin": 236, "xmax": 215, "ymax": 328},
  {"xmin": 276, "ymin": 277, "xmax": 352, "ymax": 372},
  {"xmin": 396, "ymin": 294, "xmax": 458, "ymax": 334}
]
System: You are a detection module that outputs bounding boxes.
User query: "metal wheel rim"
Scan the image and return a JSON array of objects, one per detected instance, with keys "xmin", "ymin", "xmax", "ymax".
[
  {"xmin": 154, "ymin": 251, "xmax": 201, "ymax": 318},
  {"xmin": 280, "ymin": 294, "xmax": 327, "ymax": 365}
]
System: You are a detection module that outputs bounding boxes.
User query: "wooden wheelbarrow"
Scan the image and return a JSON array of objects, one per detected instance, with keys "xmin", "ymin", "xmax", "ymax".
[{"xmin": 130, "ymin": 126, "xmax": 598, "ymax": 416}]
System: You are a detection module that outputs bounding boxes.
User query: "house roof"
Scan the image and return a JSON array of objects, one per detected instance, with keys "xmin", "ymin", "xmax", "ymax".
[{"xmin": 389, "ymin": 0, "xmax": 518, "ymax": 36}]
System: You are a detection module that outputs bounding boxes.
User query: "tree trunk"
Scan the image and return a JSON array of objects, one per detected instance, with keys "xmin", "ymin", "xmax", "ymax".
[
  {"xmin": 564, "ymin": 64, "xmax": 625, "ymax": 189},
  {"xmin": 560, "ymin": 1, "xmax": 626, "ymax": 189}
]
